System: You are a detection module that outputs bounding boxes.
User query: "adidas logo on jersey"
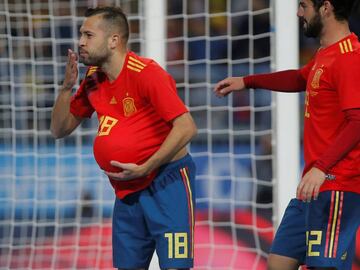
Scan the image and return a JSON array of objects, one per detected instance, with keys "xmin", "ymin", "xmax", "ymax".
[
  {"xmin": 110, "ymin": 96, "xmax": 117, "ymax": 104},
  {"xmin": 341, "ymin": 251, "xmax": 347, "ymax": 260}
]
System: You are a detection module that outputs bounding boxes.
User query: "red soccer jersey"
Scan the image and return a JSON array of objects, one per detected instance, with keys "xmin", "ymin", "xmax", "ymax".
[
  {"xmin": 299, "ymin": 33, "xmax": 360, "ymax": 194},
  {"xmin": 70, "ymin": 51, "xmax": 188, "ymax": 198}
]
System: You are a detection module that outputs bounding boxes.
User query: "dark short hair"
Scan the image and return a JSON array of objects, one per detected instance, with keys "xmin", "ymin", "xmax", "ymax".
[
  {"xmin": 85, "ymin": 6, "xmax": 129, "ymax": 44},
  {"xmin": 311, "ymin": 0, "xmax": 357, "ymax": 20}
]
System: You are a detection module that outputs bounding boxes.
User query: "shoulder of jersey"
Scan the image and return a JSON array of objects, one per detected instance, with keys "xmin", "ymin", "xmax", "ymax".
[
  {"xmin": 337, "ymin": 37, "xmax": 360, "ymax": 55},
  {"xmin": 126, "ymin": 55, "xmax": 153, "ymax": 74}
]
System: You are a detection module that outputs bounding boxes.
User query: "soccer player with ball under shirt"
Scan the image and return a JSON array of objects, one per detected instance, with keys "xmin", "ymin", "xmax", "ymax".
[
  {"xmin": 51, "ymin": 7, "xmax": 197, "ymax": 270},
  {"xmin": 215, "ymin": 0, "xmax": 360, "ymax": 269}
]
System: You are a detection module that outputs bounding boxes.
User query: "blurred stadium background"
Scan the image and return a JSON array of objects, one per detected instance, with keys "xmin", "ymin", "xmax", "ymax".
[{"xmin": 0, "ymin": 0, "xmax": 359, "ymax": 269}]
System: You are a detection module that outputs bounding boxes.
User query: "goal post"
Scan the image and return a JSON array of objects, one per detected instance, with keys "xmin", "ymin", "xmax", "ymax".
[
  {"xmin": 273, "ymin": 0, "xmax": 300, "ymax": 226},
  {"xmin": 144, "ymin": 0, "xmax": 166, "ymax": 268},
  {"xmin": 144, "ymin": 0, "xmax": 166, "ymax": 67}
]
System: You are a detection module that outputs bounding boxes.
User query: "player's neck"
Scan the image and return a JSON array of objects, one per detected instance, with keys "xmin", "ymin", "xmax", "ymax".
[
  {"xmin": 101, "ymin": 50, "xmax": 127, "ymax": 82},
  {"xmin": 319, "ymin": 20, "xmax": 351, "ymax": 48}
]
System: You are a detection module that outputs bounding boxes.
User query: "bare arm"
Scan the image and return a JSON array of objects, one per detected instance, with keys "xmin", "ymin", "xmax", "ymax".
[
  {"xmin": 142, "ymin": 112, "xmax": 197, "ymax": 171},
  {"xmin": 50, "ymin": 49, "xmax": 82, "ymax": 138},
  {"xmin": 105, "ymin": 112, "xmax": 197, "ymax": 180}
]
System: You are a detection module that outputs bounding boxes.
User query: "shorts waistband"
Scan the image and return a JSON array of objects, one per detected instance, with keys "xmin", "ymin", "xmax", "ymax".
[{"xmin": 157, "ymin": 153, "xmax": 193, "ymax": 175}]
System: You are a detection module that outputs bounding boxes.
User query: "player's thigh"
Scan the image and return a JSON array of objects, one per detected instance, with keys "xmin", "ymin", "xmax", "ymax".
[
  {"xmin": 117, "ymin": 268, "xmax": 146, "ymax": 270},
  {"xmin": 305, "ymin": 191, "xmax": 360, "ymax": 270},
  {"xmin": 270, "ymin": 198, "xmax": 307, "ymax": 264},
  {"xmin": 140, "ymin": 156, "xmax": 196, "ymax": 269},
  {"xmin": 267, "ymin": 254, "xmax": 300, "ymax": 270},
  {"xmin": 112, "ymin": 195, "xmax": 155, "ymax": 269},
  {"xmin": 166, "ymin": 268, "xmax": 190, "ymax": 270}
]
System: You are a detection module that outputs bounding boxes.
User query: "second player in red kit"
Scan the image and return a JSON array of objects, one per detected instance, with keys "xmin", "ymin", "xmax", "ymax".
[{"xmin": 214, "ymin": 0, "xmax": 360, "ymax": 269}]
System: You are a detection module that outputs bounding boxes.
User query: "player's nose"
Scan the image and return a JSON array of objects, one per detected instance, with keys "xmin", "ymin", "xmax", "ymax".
[
  {"xmin": 79, "ymin": 36, "xmax": 86, "ymax": 47},
  {"xmin": 297, "ymin": 7, "xmax": 304, "ymax": 17}
]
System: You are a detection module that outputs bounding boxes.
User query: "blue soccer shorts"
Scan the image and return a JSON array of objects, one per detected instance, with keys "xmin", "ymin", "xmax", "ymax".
[
  {"xmin": 112, "ymin": 154, "xmax": 196, "ymax": 269},
  {"xmin": 270, "ymin": 191, "xmax": 360, "ymax": 269}
]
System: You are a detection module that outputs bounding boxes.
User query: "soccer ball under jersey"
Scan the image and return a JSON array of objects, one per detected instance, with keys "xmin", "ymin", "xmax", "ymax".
[{"xmin": 70, "ymin": 52, "xmax": 188, "ymax": 198}]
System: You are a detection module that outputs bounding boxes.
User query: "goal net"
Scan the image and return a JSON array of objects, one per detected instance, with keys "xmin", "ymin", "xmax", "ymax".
[
  {"xmin": 0, "ymin": 0, "xmax": 301, "ymax": 269},
  {"xmin": 167, "ymin": 1, "xmax": 275, "ymax": 269}
]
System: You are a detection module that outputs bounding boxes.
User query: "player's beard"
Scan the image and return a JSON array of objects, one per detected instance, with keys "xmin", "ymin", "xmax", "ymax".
[
  {"xmin": 301, "ymin": 13, "xmax": 323, "ymax": 38},
  {"xmin": 79, "ymin": 44, "xmax": 111, "ymax": 67}
]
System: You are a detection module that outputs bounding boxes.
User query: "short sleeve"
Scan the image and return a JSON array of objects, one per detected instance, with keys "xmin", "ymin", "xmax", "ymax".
[
  {"xmin": 140, "ymin": 64, "xmax": 188, "ymax": 122},
  {"xmin": 332, "ymin": 52, "xmax": 360, "ymax": 110},
  {"xmin": 70, "ymin": 79, "xmax": 95, "ymax": 118}
]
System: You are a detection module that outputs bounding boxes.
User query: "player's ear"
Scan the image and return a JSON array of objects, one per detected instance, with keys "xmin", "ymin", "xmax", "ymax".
[
  {"xmin": 109, "ymin": 34, "xmax": 121, "ymax": 49},
  {"xmin": 322, "ymin": 0, "xmax": 334, "ymax": 16}
]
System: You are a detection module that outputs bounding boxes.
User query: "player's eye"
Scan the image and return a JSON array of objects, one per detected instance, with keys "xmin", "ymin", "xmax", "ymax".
[{"xmin": 80, "ymin": 32, "xmax": 93, "ymax": 38}]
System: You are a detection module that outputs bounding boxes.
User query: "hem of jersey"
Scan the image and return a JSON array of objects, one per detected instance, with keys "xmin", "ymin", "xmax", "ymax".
[{"xmin": 319, "ymin": 185, "xmax": 360, "ymax": 195}]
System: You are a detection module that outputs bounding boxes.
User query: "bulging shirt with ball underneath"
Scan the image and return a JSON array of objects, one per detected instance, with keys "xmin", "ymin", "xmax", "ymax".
[{"xmin": 70, "ymin": 51, "xmax": 188, "ymax": 199}]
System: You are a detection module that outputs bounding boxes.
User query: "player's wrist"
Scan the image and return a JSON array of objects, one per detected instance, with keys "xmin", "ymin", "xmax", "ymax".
[
  {"xmin": 142, "ymin": 158, "xmax": 159, "ymax": 176},
  {"xmin": 141, "ymin": 162, "xmax": 154, "ymax": 176},
  {"xmin": 313, "ymin": 160, "xmax": 328, "ymax": 174}
]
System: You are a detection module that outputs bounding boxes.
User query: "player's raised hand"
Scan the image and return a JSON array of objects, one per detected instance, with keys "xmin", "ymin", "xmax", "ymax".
[
  {"xmin": 62, "ymin": 49, "xmax": 78, "ymax": 90},
  {"xmin": 214, "ymin": 77, "xmax": 246, "ymax": 97},
  {"xmin": 296, "ymin": 167, "xmax": 326, "ymax": 202},
  {"xmin": 104, "ymin": 161, "xmax": 149, "ymax": 181}
]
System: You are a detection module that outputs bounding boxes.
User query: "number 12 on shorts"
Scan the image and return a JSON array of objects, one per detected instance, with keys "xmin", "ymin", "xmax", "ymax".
[
  {"xmin": 164, "ymin": 232, "xmax": 188, "ymax": 259},
  {"xmin": 306, "ymin": 230, "xmax": 322, "ymax": 257}
]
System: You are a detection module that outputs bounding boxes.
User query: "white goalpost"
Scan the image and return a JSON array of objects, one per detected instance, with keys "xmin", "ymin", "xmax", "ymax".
[
  {"xmin": 273, "ymin": 0, "xmax": 300, "ymax": 226},
  {"xmin": 0, "ymin": 0, "xmax": 300, "ymax": 269},
  {"xmin": 144, "ymin": 1, "xmax": 165, "ymax": 268}
]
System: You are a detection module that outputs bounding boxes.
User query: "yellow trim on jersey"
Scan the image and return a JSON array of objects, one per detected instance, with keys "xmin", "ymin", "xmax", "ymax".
[
  {"xmin": 128, "ymin": 60, "xmax": 145, "ymax": 70},
  {"xmin": 181, "ymin": 167, "xmax": 194, "ymax": 259},
  {"xmin": 339, "ymin": 39, "xmax": 353, "ymax": 54},
  {"xmin": 329, "ymin": 191, "xmax": 339, "ymax": 258},
  {"xmin": 126, "ymin": 65, "xmax": 142, "ymax": 72},
  {"xmin": 339, "ymin": 43, "xmax": 345, "ymax": 54},
  {"xmin": 87, "ymin": 66, "xmax": 98, "ymax": 76},
  {"xmin": 347, "ymin": 39, "xmax": 353, "ymax": 52},
  {"xmin": 129, "ymin": 56, "xmax": 146, "ymax": 67}
]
